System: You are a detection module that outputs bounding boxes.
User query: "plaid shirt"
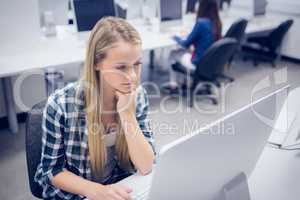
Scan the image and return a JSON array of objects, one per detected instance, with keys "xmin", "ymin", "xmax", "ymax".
[{"xmin": 34, "ymin": 82, "xmax": 155, "ymax": 199}]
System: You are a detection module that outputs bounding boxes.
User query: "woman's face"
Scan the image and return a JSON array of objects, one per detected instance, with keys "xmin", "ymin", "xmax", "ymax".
[{"xmin": 96, "ymin": 41, "xmax": 142, "ymax": 94}]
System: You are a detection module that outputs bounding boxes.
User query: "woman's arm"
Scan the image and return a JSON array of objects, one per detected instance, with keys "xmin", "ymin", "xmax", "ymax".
[
  {"xmin": 52, "ymin": 171, "xmax": 132, "ymax": 200},
  {"xmin": 39, "ymin": 96, "xmax": 131, "ymax": 200},
  {"xmin": 116, "ymin": 89, "xmax": 155, "ymax": 175},
  {"xmin": 52, "ymin": 171, "xmax": 102, "ymax": 197},
  {"xmin": 119, "ymin": 112, "xmax": 155, "ymax": 175},
  {"xmin": 173, "ymin": 20, "xmax": 204, "ymax": 48}
]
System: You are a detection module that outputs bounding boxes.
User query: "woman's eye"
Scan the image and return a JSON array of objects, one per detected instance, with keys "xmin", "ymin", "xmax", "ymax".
[
  {"xmin": 116, "ymin": 65, "xmax": 126, "ymax": 70},
  {"xmin": 134, "ymin": 63, "xmax": 142, "ymax": 68}
]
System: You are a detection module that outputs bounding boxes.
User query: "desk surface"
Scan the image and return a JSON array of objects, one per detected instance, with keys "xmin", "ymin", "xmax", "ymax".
[
  {"xmin": 249, "ymin": 146, "xmax": 300, "ymax": 200},
  {"xmin": 0, "ymin": 12, "xmax": 286, "ymax": 78}
]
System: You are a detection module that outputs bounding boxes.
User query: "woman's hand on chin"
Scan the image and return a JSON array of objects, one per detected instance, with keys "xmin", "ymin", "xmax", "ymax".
[{"xmin": 115, "ymin": 88, "xmax": 137, "ymax": 118}]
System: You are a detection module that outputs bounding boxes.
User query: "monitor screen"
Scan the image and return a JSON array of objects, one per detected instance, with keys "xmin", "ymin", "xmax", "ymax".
[
  {"xmin": 160, "ymin": 0, "xmax": 182, "ymax": 22},
  {"xmin": 186, "ymin": 0, "xmax": 198, "ymax": 13},
  {"xmin": 73, "ymin": 0, "xmax": 116, "ymax": 32}
]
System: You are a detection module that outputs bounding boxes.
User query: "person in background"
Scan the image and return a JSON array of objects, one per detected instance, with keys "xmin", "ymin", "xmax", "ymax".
[
  {"xmin": 163, "ymin": 0, "xmax": 222, "ymax": 94},
  {"xmin": 35, "ymin": 17, "xmax": 155, "ymax": 200}
]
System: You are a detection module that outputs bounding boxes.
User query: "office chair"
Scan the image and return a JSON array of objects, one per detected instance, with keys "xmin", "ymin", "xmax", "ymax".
[
  {"xmin": 242, "ymin": 19, "xmax": 294, "ymax": 67},
  {"xmin": 25, "ymin": 100, "xmax": 47, "ymax": 199},
  {"xmin": 172, "ymin": 38, "xmax": 238, "ymax": 106},
  {"xmin": 224, "ymin": 19, "xmax": 248, "ymax": 45},
  {"xmin": 223, "ymin": 18, "xmax": 248, "ymax": 81}
]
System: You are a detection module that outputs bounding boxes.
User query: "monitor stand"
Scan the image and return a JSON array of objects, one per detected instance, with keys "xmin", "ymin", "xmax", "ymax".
[{"xmin": 216, "ymin": 172, "xmax": 251, "ymax": 200}]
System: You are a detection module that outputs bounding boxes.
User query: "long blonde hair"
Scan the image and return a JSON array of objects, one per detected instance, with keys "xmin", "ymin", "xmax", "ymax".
[{"xmin": 79, "ymin": 17, "xmax": 141, "ymax": 179}]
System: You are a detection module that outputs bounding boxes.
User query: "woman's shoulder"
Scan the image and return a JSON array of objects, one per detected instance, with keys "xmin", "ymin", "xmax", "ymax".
[
  {"xmin": 196, "ymin": 18, "xmax": 213, "ymax": 26},
  {"xmin": 194, "ymin": 18, "xmax": 213, "ymax": 33},
  {"xmin": 46, "ymin": 81, "xmax": 82, "ymax": 112}
]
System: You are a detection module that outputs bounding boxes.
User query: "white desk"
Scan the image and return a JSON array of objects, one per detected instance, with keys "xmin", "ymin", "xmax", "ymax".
[
  {"xmin": 116, "ymin": 146, "xmax": 300, "ymax": 200},
  {"xmin": 0, "ymin": 13, "xmax": 285, "ymax": 133},
  {"xmin": 249, "ymin": 146, "xmax": 300, "ymax": 200}
]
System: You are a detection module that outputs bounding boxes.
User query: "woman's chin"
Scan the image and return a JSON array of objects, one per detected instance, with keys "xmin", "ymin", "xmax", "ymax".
[
  {"xmin": 116, "ymin": 87, "xmax": 131, "ymax": 94},
  {"xmin": 118, "ymin": 85, "xmax": 136, "ymax": 93}
]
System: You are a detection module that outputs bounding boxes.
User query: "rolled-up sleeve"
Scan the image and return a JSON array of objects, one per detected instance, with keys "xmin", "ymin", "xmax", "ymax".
[
  {"xmin": 35, "ymin": 95, "xmax": 66, "ymax": 187},
  {"xmin": 136, "ymin": 87, "xmax": 156, "ymax": 154}
]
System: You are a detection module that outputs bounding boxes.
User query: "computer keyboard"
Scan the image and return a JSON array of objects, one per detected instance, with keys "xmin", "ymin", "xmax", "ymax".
[{"xmin": 132, "ymin": 186, "xmax": 150, "ymax": 200}]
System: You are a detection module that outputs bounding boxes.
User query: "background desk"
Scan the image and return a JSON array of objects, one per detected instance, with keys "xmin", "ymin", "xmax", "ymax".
[{"xmin": 0, "ymin": 12, "xmax": 286, "ymax": 133}]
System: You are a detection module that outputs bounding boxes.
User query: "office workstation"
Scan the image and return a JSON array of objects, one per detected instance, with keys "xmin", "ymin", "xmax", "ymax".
[{"xmin": 0, "ymin": 0, "xmax": 300, "ymax": 200}]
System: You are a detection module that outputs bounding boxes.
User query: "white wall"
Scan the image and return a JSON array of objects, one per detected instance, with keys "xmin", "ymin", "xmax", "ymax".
[{"xmin": 0, "ymin": 0, "xmax": 41, "ymax": 47}]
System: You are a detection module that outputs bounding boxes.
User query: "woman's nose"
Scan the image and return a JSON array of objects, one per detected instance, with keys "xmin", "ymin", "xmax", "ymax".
[{"xmin": 128, "ymin": 67, "xmax": 137, "ymax": 82}]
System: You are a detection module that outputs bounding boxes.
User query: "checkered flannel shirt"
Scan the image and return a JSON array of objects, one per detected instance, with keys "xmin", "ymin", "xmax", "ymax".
[{"xmin": 34, "ymin": 82, "xmax": 155, "ymax": 199}]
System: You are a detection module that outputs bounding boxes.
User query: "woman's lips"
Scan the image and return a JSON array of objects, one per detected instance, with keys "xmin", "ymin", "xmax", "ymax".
[
  {"xmin": 122, "ymin": 83, "xmax": 134, "ymax": 87},
  {"xmin": 122, "ymin": 83, "xmax": 136, "ymax": 90}
]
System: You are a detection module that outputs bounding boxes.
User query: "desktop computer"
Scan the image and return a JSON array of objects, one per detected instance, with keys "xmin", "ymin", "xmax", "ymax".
[
  {"xmin": 268, "ymin": 87, "xmax": 300, "ymax": 149},
  {"xmin": 158, "ymin": 0, "xmax": 183, "ymax": 32},
  {"xmin": 186, "ymin": 0, "xmax": 198, "ymax": 13},
  {"xmin": 115, "ymin": 0, "xmax": 127, "ymax": 19},
  {"xmin": 72, "ymin": 0, "xmax": 116, "ymax": 32},
  {"xmin": 118, "ymin": 86, "xmax": 288, "ymax": 200}
]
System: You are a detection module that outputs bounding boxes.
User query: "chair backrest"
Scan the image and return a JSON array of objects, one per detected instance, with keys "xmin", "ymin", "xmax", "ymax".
[
  {"xmin": 268, "ymin": 19, "xmax": 294, "ymax": 51},
  {"xmin": 25, "ymin": 100, "xmax": 47, "ymax": 199},
  {"xmin": 224, "ymin": 18, "xmax": 248, "ymax": 44},
  {"xmin": 194, "ymin": 38, "xmax": 238, "ymax": 80}
]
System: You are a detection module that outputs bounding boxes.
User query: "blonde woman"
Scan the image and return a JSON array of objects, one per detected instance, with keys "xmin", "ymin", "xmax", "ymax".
[{"xmin": 35, "ymin": 17, "xmax": 155, "ymax": 200}]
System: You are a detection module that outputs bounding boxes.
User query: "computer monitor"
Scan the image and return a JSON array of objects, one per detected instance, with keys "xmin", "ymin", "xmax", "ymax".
[
  {"xmin": 268, "ymin": 86, "xmax": 300, "ymax": 149},
  {"xmin": 186, "ymin": 0, "xmax": 198, "ymax": 13},
  {"xmin": 120, "ymin": 86, "xmax": 287, "ymax": 200},
  {"xmin": 38, "ymin": 0, "xmax": 69, "ymax": 26},
  {"xmin": 72, "ymin": 0, "xmax": 116, "ymax": 32},
  {"xmin": 159, "ymin": 0, "xmax": 183, "ymax": 30},
  {"xmin": 115, "ymin": 0, "xmax": 127, "ymax": 19},
  {"xmin": 254, "ymin": 0, "xmax": 267, "ymax": 16}
]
